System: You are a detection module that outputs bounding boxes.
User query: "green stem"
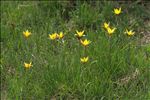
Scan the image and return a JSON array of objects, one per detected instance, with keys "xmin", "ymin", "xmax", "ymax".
[
  {"xmin": 84, "ymin": 46, "xmax": 86, "ymax": 57},
  {"xmin": 109, "ymin": 36, "xmax": 112, "ymax": 68},
  {"xmin": 25, "ymin": 40, "xmax": 29, "ymax": 58},
  {"xmin": 128, "ymin": 40, "xmax": 131, "ymax": 65}
]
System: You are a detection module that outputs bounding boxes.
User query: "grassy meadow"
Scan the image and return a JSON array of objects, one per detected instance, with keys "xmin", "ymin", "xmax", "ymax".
[{"xmin": 1, "ymin": 1, "xmax": 150, "ymax": 99}]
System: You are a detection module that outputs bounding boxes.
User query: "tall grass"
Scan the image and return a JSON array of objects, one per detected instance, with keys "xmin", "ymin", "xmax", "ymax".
[{"xmin": 1, "ymin": 1, "xmax": 150, "ymax": 99}]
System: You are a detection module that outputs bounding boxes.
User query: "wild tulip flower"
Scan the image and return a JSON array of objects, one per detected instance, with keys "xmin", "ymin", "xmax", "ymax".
[
  {"xmin": 104, "ymin": 22, "xmax": 110, "ymax": 29},
  {"xmin": 23, "ymin": 30, "xmax": 31, "ymax": 38},
  {"xmin": 75, "ymin": 30, "xmax": 85, "ymax": 38},
  {"xmin": 49, "ymin": 33, "xmax": 58, "ymax": 40},
  {"xmin": 80, "ymin": 56, "xmax": 89, "ymax": 63},
  {"xmin": 24, "ymin": 62, "xmax": 32, "ymax": 69},
  {"xmin": 58, "ymin": 32, "xmax": 64, "ymax": 39},
  {"xmin": 106, "ymin": 27, "xmax": 116, "ymax": 35},
  {"xmin": 125, "ymin": 29, "xmax": 135, "ymax": 36},
  {"xmin": 80, "ymin": 39, "xmax": 91, "ymax": 47},
  {"xmin": 114, "ymin": 7, "xmax": 121, "ymax": 15}
]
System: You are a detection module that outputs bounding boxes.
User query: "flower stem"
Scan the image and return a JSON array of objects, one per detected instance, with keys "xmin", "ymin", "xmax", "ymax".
[
  {"xmin": 109, "ymin": 36, "xmax": 112, "ymax": 67},
  {"xmin": 84, "ymin": 46, "xmax": 86, "ymax": 56},
  {"xmin": 127, "ymin": 41, "xmax": 131, "ymax": 65}
]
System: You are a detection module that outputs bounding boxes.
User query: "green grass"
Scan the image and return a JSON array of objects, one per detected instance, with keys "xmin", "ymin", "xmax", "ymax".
[{"xmin": 1, "ymin": 1, "xmax": 150, "ymax": 99}]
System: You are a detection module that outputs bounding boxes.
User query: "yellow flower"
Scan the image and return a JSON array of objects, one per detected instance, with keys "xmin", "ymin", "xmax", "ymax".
[
  {"xmin": 125, "ymin": 29, "xmax": 135, "ymax": 36},
  {"xmin": 49, "ymin": 33, "xmax": 58, "ymax": 40},
  {"xmin": 114, "ymin": 7, "xmax": 121, "ymax": 15},
  {"xmin": 106, "ymin": 27, "xmax": 116, "ymax": 35},
  {"xmin": 75, "ymin": 30, "xmax": 84, "ymax": 38},
  {"xmin": 23, "ymin": 30, "xmax": 31, "ymax": 38},
  {"xmin": 58, "ymin": 32, "xmax": 64, "ymax": 39},
  {"xmin": 80, "ymin": 39, "xmax": 91, "ymax": 47},
  {"xmin": 24, "ymin": 62, "xmax": 32, "ymax": 69},
  {"xmin": 104, "ymin": 22, "xmax": 110, "ymax": 29},
  {"xmin": 80, "ymin": 56, "xmax": 89, "ymax": 63}
]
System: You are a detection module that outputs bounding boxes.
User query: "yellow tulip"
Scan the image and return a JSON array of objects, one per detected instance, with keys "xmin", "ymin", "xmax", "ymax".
[
  {"xmin": 125, "ymin": 29, "xmax": 135, "ymax": 36},
  {"xmin": 23, "ymin": 30, "xmax": 31, "ymax": 38},
  {"xmin": 106, "ymin": 27, "xmax": 116, "ymax": 35},
  {"xmin": 80, "ymin": 39, "xmax": 91, "ymax": 47},
  {"xmin": 114, "ymin": 7, "xmax": 121, "ymax": 15},
  {"xmin": 104, "ymin": 22, "xmax": 110, "ymax": 29},
  {"xmin": 75, "ymin": 30, "xmax": 84, "ymax": 38},
  {"xmin": 49, "ymin": 33, "xmax": 58, "ymax": 40},
  {"xmin": 58, "ymin": 32, "xmax": 64, "ymax": 39},
  {"xmin": 24, "ymin": 62, "xmax": 32, "ymax": 69},
  {"xmin": 80, "ymin": 56, "xmax": 89, "ymax": 63}
]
